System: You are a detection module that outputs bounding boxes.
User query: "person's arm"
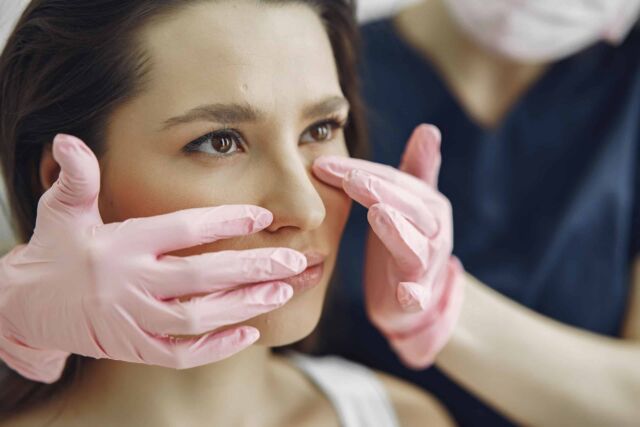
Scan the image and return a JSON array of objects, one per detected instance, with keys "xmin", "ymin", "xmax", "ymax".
[
  {"xmin": 312, "ymin": 124, "xmax": 640, "ymax": 425},
  {"xmin": 435, "ymin": 257, "xmax": 640, "ymax": 427}
]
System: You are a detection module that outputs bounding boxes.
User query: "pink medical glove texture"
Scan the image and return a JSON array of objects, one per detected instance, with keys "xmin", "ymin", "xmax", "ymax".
[
  {"xmin": 313, "ymin": 124, "xmax": 464, "ymax": 369},
  {"xmin": 0, "ymin": 134, "xmax": 306, "ymax": 383}
]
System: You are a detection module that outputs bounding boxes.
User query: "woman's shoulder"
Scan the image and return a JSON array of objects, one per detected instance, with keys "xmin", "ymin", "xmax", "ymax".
[
  {"xmin": 374, "ymin": 369, "xmax": 455, "ymax": 427},
  {"xmin": 286, "ymin": 352, "xmax": 454, "ymax": 427}
]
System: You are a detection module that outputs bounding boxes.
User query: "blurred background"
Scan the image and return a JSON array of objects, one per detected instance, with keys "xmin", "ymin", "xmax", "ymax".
[{"xmin": 0, "ymin": 0, "xmax": 419, "ymax": 252}]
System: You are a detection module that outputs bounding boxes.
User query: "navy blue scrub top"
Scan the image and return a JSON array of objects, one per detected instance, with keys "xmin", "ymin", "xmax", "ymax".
[{"xmin": 317, "ymin": 19, "xmax": 640, "ymax": 427}]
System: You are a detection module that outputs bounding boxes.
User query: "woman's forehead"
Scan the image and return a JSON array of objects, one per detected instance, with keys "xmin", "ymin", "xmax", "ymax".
[{"xmin": 137, "ymin": 1, "xmax": 342, "ymax": 110}]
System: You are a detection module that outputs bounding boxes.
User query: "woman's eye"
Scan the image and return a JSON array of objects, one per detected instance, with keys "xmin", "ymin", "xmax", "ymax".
[
  {"xmin": 183, "ymin": 130, "xmax": 243, "ymax": 157},
  {"xmin": 301, "ymin": 120, "xmax": 344, "ymax": 144}
]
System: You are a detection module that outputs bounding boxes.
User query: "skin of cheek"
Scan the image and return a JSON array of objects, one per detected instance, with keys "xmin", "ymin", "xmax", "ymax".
[
  {"xmin": 97, "ymin": 140, "xmax": 352, "ymax": 347},
  {"xmin": 93, "ymin": 0, "xmax": 353, "ymax": 348}
]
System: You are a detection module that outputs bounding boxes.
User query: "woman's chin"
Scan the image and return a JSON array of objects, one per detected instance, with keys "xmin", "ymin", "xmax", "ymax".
[
  {"xmin": 248, "ymin": 281, "xmax": 329, "ymax": 347},
  {"xmin": 171, "ymin": 271, "xmax": 333, "ymax": 346}
]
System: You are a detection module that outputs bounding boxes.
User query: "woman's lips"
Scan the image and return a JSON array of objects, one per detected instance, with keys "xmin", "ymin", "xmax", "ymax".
[{"xmin": 282, "ymin": 252, "xmax": 326, "ymax": 292}]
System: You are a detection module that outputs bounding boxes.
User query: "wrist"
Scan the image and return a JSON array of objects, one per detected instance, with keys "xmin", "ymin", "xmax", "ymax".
[{"xmin": 0, "ymin": 253, "xmax": 71, "ymax": 383}]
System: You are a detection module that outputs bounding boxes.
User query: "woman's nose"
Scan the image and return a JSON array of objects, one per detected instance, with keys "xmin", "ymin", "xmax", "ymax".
[{"xmin": 260, "ymin": 158, "xmax": 326, "ymax": 233}]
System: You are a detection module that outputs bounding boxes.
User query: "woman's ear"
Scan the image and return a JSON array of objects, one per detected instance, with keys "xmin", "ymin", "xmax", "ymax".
[{"xmin": 39, "ymin": 144, "xmax": 61, "ymax": 191}]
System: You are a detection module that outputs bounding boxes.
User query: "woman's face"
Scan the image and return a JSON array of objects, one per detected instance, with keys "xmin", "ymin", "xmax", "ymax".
[{"xmin": 97, "ymin": 1, "xmax": 352, "ymax": 346}]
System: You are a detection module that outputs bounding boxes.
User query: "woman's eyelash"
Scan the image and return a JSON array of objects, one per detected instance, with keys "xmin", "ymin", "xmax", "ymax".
[
  {"xmin": 182, "ymin": 128, "xmax": 244, "ymax": 156},
  {"xmin": 182, "ymin": 115, "xmax": 349, "ymax": 158},
  {"xmin": 320, "ymin": 115, "xmax": 349, "ymax": 130},
  {"xmin": 301, "ymin": 116, "xmax": 349, "ymax": 143}
]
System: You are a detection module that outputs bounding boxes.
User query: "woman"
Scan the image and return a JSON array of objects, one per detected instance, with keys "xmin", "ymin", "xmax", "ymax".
[
  {"xmin": 321, "ymin": 0, "xmax": 640, "ymax": 426},
  {"xmin": 0, "ymin": 0, "xmax": 455, "ymax": 425}
]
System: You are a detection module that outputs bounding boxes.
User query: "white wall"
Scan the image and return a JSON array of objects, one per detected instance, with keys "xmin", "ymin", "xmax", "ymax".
[
  {"xmin": 0, "ymin": 1, "xmax": 30, "ymax": 250},
  {"xmin": 358, "ymin": 0, "xmax": 419, "ymax": 22},
  {"xmin": 0, "ymin": 0, "xmax": 29, "ymax": 52}
]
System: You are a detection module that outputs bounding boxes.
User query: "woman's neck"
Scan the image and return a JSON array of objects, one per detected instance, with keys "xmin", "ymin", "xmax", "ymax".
[
  {"xmin": 42, "ymin": 346, "xmax": 299, "ymax": 426},
  {"xmin": 394, "ymin": 0, "xmax": 549, "ymax": 129}
]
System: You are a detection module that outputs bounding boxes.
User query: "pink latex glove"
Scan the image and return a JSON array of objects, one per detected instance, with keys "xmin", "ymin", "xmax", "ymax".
[
  {"xmin": 313, "ymin": 124, "xmax": 464, "ymax": 369},
  {"xmin": 0, "ymin": 134, "xmax": 307, "ymax": 383}
]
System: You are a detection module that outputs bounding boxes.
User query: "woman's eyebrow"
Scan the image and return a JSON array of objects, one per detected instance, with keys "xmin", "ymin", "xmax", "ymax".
[
  {"xmin": 161, "ymin": 103, "xmax": 263, "ymax": 130},
  {"xmin": 303, "ymin": 96, "xmax": 350, "ymax": 120},
  {"xmin": 160, "ymin": 96, "xmax": 349, "ymax": 131}
]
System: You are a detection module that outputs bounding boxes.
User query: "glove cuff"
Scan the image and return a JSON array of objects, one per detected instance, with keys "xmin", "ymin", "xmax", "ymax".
[
  {"xmin": 0, "ymin": 246, "xmax": 70, "ymax": 383},
  {"xmin": 386, "ymin": 256, "xmax": 465, "ymax": 369}
]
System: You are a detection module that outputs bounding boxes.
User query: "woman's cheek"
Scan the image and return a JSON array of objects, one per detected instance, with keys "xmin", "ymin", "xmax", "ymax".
[{"xmin": 99, "ymin": 152, "xmax": 235, "ymax": 221}]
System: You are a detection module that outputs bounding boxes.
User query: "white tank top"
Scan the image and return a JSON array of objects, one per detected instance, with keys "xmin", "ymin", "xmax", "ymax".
[{"xmin": 287, "ymin": 352, "xmax": 401, "ymax": 427}]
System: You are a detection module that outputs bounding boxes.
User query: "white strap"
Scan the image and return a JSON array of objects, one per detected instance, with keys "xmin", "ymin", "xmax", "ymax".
[{"xmin": 287, "ymin": 352, "xmax": 400, "ymax": 427}]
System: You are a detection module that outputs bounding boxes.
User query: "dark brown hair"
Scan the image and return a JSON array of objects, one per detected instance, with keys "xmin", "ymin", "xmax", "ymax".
[{"xmin": 0, "ymin": 0, "xmax": 366, "ymax": 418}]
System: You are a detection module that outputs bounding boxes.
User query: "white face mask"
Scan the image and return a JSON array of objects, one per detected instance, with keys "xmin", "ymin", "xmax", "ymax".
[{"xmin": 442, "ymin": 0, "xmax": 640, "ymax": 62}]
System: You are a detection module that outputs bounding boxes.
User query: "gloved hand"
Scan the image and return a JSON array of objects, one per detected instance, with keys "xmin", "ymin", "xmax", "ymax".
[
  {"xmin": 313, "ymin": 124, "xmax": 464, "ymax": 369},
  {"xmin": 0, "ymin": 134, "xmax": 306, "ymax": 384}
]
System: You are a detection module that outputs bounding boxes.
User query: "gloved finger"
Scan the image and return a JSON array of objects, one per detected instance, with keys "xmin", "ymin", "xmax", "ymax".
[
  {"xmin": 397, "ymin": 281, "xmax": 432, "ymax": 313},
  {"xmin": 390, "ymin": 259, "xmax": 464, "ymax": 369},
  {"xmin": 313, "ymin": 156, "xmax": 429, "ymax": 198},
  {"xmin": 368, "ymin": 203, "xmax": 429, "ymax": 276},
  {"xmin": 35, "ymin": 135, "xmax": 102, "ymax": 239},
  {"xmin": 152, "ymin": 247, "xmax": 307, "ymax": 299},
  {"xmin": 136, "ymin": 325, "xmax": 260, "ymax": 369},
  {"xmin": 140, "ymin": 281, "xmax": 293, "ymax": 336},
  {"xmin": 399, "ymin": 124, "xmax": 442, "ymax": 188},
  {"xmin": 343, "ymin": 169, "xmax": 439, "ymax": 236},
  {"xmin": 47, "ymin": 134, "xmax": 101, "ymax": 212},
  {"xmin": 99, "ymin": 204, "xmax": 274, "ymax": 255}
]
